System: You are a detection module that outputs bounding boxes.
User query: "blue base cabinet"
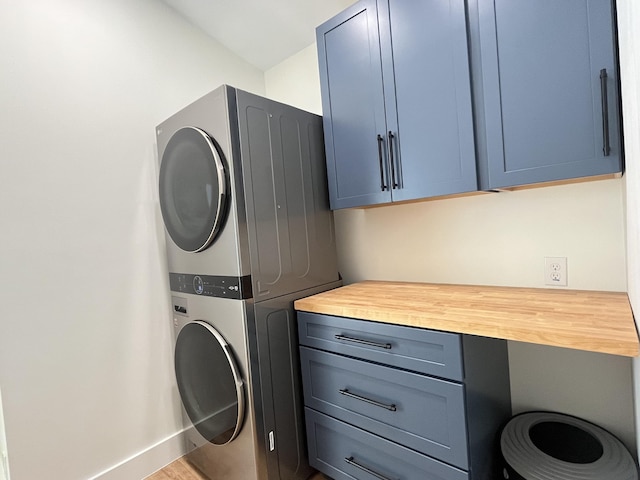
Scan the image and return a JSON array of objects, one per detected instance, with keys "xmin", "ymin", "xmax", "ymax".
[
  {"xmin": 317, "ymin": 0, "xmax": 622, "ymax": 207},
  {"xmin": 297, "ymin": 312, "xmax": 511, "ymax": 480},
  {"xmin": 305, "ymin": 409, "xmax": 469, "ymax": 480}
]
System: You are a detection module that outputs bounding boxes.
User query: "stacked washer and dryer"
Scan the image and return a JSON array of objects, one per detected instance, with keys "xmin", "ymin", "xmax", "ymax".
[{"xmin": 156, "ymin": 85, "xmax": 340, "ymax": 480}]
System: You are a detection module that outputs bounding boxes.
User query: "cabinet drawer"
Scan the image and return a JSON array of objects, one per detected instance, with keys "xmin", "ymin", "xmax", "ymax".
[
  {"xmin": 297, "ymin": 311, "xmax": 463, "ymax": 380},
  {"xmin": 306, "ymin": 408, "xmax": 468, "ymax": 480},
  {"xmin": 301, "ymin": 346, "xmax": 468, "ymax": 469}
]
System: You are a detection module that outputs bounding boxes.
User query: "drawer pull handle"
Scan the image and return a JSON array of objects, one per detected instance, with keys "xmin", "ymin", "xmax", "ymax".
[
  {"xmin": 339, "ymin": 389, "xmax": 397, "ymax": 412},
  {"xmin": 334, "ymin": 334, "xmax": 391, "ymax": 349},
  {"xmin": 344, "ymin": 456, "xmax": 394, "ymax": 480},
  {"xmin": 600, "ymin": 68, "xmax": 611, "ymax": 156}
]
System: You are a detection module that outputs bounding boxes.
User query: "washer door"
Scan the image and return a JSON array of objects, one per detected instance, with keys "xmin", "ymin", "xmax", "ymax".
[
  {"xmin": 159, "ymin": 126, "xmax": 228, "ymax": 252},
  {"xmin": 175, "ymin": 321, "xmax": 245, "ymax": 445}
]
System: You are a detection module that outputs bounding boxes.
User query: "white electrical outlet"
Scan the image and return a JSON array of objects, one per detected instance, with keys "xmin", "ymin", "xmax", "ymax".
[{"xmin": 544, "ymin": 257, "xmax": 567, "ymax": 286}]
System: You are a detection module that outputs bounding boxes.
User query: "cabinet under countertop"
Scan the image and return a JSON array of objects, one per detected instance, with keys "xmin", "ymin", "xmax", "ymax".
[{"xmin": 293, "ymin": 281, "xmax": 638, "ymax": 357}]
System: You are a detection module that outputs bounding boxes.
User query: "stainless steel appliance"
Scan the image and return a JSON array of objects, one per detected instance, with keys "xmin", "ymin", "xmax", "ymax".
[{"xmin": 156, "ymin": 85, "xmax": 340, "ymax": 480}]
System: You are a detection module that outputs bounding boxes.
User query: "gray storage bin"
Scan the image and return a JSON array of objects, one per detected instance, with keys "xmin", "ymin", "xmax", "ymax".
[{"xmin": 500, "ymin": 411, "xmax": 638, "ymax": 480}]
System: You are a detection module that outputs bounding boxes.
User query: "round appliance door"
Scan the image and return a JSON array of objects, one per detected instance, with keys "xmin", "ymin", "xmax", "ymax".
[
  {"xmin": 175, "ymin": 321, "xmax": 245, "ymax": 445},
  {"xmin": 159, "ymin": 126, "xmax": 228, "ymax": 252}
]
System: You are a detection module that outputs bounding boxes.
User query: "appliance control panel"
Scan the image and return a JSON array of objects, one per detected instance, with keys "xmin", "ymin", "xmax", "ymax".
[{"xmin": 169, "ymin": 273, "xmax": 252, "ymax": 300}]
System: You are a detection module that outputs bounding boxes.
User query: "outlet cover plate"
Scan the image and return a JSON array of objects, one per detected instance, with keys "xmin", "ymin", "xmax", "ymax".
[{"xmin": 545, "ymin": 256, "xmax": 567, "ymax": 286}]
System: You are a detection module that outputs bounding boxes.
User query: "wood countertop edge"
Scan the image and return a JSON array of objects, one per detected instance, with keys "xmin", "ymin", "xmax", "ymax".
[{"xmin": 294, "ymin": 281, "xmax": 639, "ymax": 357}]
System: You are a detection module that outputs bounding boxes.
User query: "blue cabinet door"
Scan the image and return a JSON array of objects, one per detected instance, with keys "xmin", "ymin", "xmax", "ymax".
[
  {"xmin": 317, "ymin": 0, "xmax": 477, "ymax": 209},
  {"xmin": 477, "ymin": 0, "xmax": 621, "ymax": 189},
  {"xmin": 317, "ymin": 0, "xmax": 391, "ymax": 209},
  {"xmin": 380, "ymin": 0, "xmax": 478, "ymax": 201}
]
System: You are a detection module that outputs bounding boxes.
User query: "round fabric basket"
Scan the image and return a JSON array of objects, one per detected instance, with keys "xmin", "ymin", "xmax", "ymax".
[{"xmin": 500, "ymin": 412, "xmax": 638, "ymax": 480}]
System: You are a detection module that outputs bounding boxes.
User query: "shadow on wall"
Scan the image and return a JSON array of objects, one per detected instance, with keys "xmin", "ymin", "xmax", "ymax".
[{"xmin": 0, "ymin": 388, "xmax": 9, "ymax": 480}]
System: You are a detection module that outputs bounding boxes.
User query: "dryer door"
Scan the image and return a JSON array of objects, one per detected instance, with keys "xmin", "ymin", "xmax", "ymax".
[
  {"xmin": 175, "ymin": 321, "xmax": 245, "ymax": 445},
  {"xmin": 159, "ymin": 126, "xmax": 229, "ymax": 253}
]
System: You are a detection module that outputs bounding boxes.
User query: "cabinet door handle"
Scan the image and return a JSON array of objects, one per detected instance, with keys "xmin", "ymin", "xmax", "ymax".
[
  {"xmin": 388, "ymin": 131, "xmax": 398, "ymax": 189},
  {"xmin": 344, "ymin": 456, "xmax": 394, "ymax": 480},
  {"xmin": 339, "ymin": 388, "xmax": 397, "ymax": 411},
  {"xmin": 600, "ymin": 68, "xmax": 611, "ymax": 156},
  {"xmin": 377, "ymin": 134, "xmax": 388, "ymax": 191},
  {"xmin": 334, "ymin": 334, "xmax": 392, "ymax": 349}
]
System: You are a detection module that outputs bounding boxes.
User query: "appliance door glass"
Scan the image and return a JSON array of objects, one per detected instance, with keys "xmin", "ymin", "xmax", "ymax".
[
  {"xmin": 159, "ymin": 126, "xmax": 228, "ymax": 252},
  {"xmin": 175, "ymin": 321, "xmax": 245, "ymax": 445}
]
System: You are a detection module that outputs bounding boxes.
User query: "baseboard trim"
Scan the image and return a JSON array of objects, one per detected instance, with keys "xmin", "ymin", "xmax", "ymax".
[{"xmin": 88, "ymin": 429, "xmax": 188, "ymax": 480}]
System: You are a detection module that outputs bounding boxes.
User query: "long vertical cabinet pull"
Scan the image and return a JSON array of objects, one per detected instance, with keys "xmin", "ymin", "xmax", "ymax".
[
  {"xmin": 377, "ymin": 134, "xmax": 388, "ymax": 191},
  {"xmin": 388, "ymin": 131, "xmax": 398, "ymax": 188},
  {"xmin": 600, "ymin": 68, "xmax": 611, "ymax": 156}
]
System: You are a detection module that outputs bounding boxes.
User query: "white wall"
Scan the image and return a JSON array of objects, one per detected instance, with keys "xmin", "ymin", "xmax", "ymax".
[
  {"xmin": 0, "ymin": 1, "xmax": 264, "ymax": 479},
  {"xmin": 617, "ymin": 0, "xmax": 640, "ymax": 460},
  {"xmin": 265, "ymin": 46, "xmax": 324, "ymax": 115},
  {"xmin": 266, "ymin": 43, "xmax": 637, "ymax": 451}
]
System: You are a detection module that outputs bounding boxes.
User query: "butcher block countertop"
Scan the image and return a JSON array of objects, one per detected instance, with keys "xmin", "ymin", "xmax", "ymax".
[{"xmin": 294, "ymin": 281, "xmax": 639, "ymax": 357}]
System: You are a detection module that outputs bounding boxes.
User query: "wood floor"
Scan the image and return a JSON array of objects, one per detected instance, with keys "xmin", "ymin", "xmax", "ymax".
[
  {"xmin": 145, "ymin": 457, "xmax": 208, "ymax": 480},
  {"xmin": 145, "ymin": 456, "xmax": 327, "ymax": 480}
]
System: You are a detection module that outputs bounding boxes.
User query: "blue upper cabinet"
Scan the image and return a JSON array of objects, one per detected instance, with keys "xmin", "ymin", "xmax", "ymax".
[
  {"xmin": 317, "ymin": 0, "xmax": 390, "ymax": 209},
  {"xmin": 317, "ymin": 0, "xmax": 478, "ymax": 209},
  {"xmin": 475, "ymin": 0, "xmax": 622, "ymax": 189}
]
